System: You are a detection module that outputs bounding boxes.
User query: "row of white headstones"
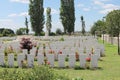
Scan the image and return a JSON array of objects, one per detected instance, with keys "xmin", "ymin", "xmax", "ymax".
[
  {"xmin": 0, "ymin": 53, "xmax": 98, "ymax": 68},
  {"xmin": 0, "ymin": 36, "xmax": 103, "ymax": 68}
]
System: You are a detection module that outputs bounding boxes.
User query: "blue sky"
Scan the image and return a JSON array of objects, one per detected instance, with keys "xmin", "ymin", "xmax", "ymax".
[{"xmin": 0, "ymin": 0, "xmax": 120, "ymax": 33}]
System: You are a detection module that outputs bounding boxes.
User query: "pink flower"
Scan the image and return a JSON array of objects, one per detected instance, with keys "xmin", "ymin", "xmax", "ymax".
[
  {"xmin": 86, "ymin": 57, "xmax": 91, "ymax": 62},
  {"xmin": 49, "ymin": 50, "xmax": 52, "ymax": 54},
  {"xmin": 47, "ymin": 61, "xmax": 50, "ymax": 65}
]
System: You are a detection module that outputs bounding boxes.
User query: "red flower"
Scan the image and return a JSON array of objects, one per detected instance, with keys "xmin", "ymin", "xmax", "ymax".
[
  {"xmin": 59, "ymin": 50, "xmax": 62, "ymax": 54},
  {"xmin": 47, "ymin": 61, "xmax": 50, "ymax": 65},
  {"xmin": 86, "ymin": 57, "xmax": 91, "ymax": 62},
  {"xmin": 75, "ymin": 52, "xmax": 79, "ymax": 61}
]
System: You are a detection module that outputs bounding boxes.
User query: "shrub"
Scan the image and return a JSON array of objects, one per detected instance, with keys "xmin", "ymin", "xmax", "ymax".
[
  {"xmin": 59, "ymin": 37, "xmax": 64, "ymax": 41},
  {"xmin": 50, "ymin": 32, "xmax": 56, "ymax": 36},
  {"xmin": 56, "ymin": 28, "xmax": 62, "ymax": 35},
  {"xmin": 20, "ymin": 38, "xmax": 33, "ymax": 54},
  {"xmin": 0, "ymin": 34, "xmax": 3, "ymax": 37},
  {"xmin": 40, "ymin": 32, "xmax": 45, "ymax": 36},
  {"xmin": 65, "ymin": 57, "xmax": 69, "ymax": 61},
  {"xmin": 72, "ymin": 77, "xmax": 83, "ymax": 80},
  {"xmin": 0, "ymin": 65, "xmax": 70, "ymax": 80}
]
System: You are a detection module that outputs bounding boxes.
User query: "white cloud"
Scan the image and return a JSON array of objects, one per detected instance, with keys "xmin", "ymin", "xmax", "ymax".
[
  {"xmin": 10, "ymin": 0, "xmax": 29, "ymax": 4},
  {"xmin": 93, "ymin": 0, "xmax": 120, "ymax": 14},
  {"xmin": 0, "ymin": 19, "xmax": 17, "ymax": 30},
  {"xmin": 19, "ymin": 12, "xmax": 28, "ymax": 16},
  {"xmin": 77, "ymin": 3, "xmax": 84, "ymax": 8},
  {"xmin": 77, "ymin": 3, "xmax": 91, "ymax": 12},
  {"xmin": 8, "ymin": 12, "xmax": 28, "ymax": 17},
  {"xmin": 99, "ymin": 8, "xmax": 113, "ymax": 14},
  {"xmin": 94, "ymin": 1, "xmax": 104, "ymax": 6},
  {"xmin": 101, "ymin": 0, "xmax": 110, "ymax": 2},
  {"xmin": 83, "ymin": 8, "xmax": 91, "ymax": 11},
  {"xmin": 103, "ymin": 4, "xmax": 120, "ymax": 9},
  {"xmin": 8, "ymin": 14, "xmax": 17, "ymax": 17}
]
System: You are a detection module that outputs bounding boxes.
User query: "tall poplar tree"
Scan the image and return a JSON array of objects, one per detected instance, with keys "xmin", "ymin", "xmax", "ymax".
[
  {"xmin": 81, "ymin": 16, "xmax": 86, "ymax": 35},
  {"xmin": 46, "ymin": 7, "xmax": 52, "ymax": 36},
  {"xmin": 60, "ymin": 0, "xmax": 75, "ymax": 34},
  {"xmin": 29, "ymin": 0, "xmax": 44, "ymax": 36},
  {"xmin": 25, "ymin": 17, "xmax": 29, "ymax": 35}
]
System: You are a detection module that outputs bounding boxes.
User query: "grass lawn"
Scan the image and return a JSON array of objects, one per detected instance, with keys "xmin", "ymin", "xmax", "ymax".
[{"xmin": 54, "ymin": 39, "xmax": 120, "ymax": 80}]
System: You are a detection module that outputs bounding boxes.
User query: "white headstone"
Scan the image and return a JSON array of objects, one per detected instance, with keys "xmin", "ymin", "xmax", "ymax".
[
  {"xmin": 27, "ymin": 54, "xmax": 34, "ymax": 68},
  {"xmin": 69, "ymin": 54, "xmax": 75, "ymax": 68},
  {"xmin": 0, "ymin": 54, "xmax": 4, "ymax": 66},
  {"xmin": 30, "ymin": 48, "xmax": 36, "ymax": 56},
  {"xmin": 46, "ymin": 54, "xmax": 54, "ymax": 67},
  {"xmin": 37, "ymin": 54, "xmax": 44, "ymax": 65},
  {"xmin": 91, "ymin": 54, "xmax": 98, "ymax": 68},
  {"xmin": 58, "ymin": 54, "xmax": 66, "ymax": 67},
  {"xmin": 79, "ymin": 54, "xmax": 87, "ymax": 68},
  {"xmin": 8, "ymin": 54, "xmax": 14, "ymax": 67},
  {"xmin": 22, "ymin": 49, "xmax": 28, "ymax": 54},
  {"xmin": 95, "ymin": 49, "xmax": 100, "ymax": 59},
  {"xmin": 17, "ymin": 54, "xmax": 25, "ymax": 67}
]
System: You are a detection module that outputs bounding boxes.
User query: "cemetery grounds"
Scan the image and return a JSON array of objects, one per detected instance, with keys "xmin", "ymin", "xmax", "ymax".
[{"xmin": 0, "ymin": 36, "xmax": 120, "ymax": 80}]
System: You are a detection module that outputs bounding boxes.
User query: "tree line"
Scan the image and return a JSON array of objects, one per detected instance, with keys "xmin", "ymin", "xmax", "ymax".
[
  {"xmin": 29, "ymin": 0, "xmax": 79, "ymax": 36},
  {"xmin": 90, "ymin": 9, "xmax": 120, "ymax": 54}
]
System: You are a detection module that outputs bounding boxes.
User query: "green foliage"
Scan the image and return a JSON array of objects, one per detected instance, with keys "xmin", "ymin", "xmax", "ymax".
[
  {"xmin": 90, "ymin": 20, "xmax": 106, "ymax": 36},
  {"xmin": 0, "ymin": 28, "xmax": 15, "ymax": 37},
  {"xmin": 72, "ymin": 77, "xmax": 83, "ymax": 80},
  {"xmin": 50, "ymin": 32, "xmax": 56, "ymax": 36},
  {"xmin": 59, "ymin": 37, "xmax": 64, "ymax": 41},
  {"xmin": 106, "ymin": 10, "xmax": 120, "ymax": 54},
  {"xmin": 29, "ymin": 0, "xmax": 44, "ymax": 36},
  {"xmin": 16, "ymin": 28, "xmax": 27, "ymax": 35},
  {"xmin": 25, "ymin": 17, "xmax": 29, "ymax": 35},
  {"xmin": 56, "ymin": 28, "xmax": 62, "ymax": 35},
  {"xmin": 0, "ymin": 34, "xmax": 3, "ymax": 37},
  {"xmin": 81, "ymin": 16, "xmax": 86, "ymax": 35},
  {"xmin": 0, "ymin": 66, "xmax": 70, "ymax": 80},
  {"xmin": 106, "ymin": 10, "xmax": 120, "ymax": 37},
  {"xmin": 65, "ymin": 57, "xmax": 69, "ymax": 61},
  {"xmin": 46, "ymin": 7, "xmax": 52, "ymax": 36},
  {"xmin": 60, "ymin": 0, "xmax": 75, "ymax": 34},
  {"xmin": 40, "ymin": 31, "xmax": 45, "ymax": 36}
]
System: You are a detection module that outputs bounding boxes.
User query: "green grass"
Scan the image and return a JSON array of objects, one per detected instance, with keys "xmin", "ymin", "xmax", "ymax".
[{"xmin": 54, "ymin": 39, "xmax": 120, "ymax": 80}]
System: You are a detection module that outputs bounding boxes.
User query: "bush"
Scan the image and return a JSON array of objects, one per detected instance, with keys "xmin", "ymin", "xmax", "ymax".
[
  {"xmin": 59, "ymin": 37, "xmax": 64, "ymax": 41},
  {"xmin": 72, "ymin": 77, "xmax": 83, "ymax": 80},
  {"xmin": 56, "ymin": 28, "xmax": 62, "ymax": 35},
  {"xmin": 0, "ymin": 34, "xmax": 3, "ymax": 37},
  {"xmin": 0, "ymin": 65, "xmax": 70, "ymax": 80},
  {"xmin": 50, "ymin": 32, "xmax": 56, "ymax": 36},
  {"xmin": 40, "ymin": 32, "xmax": 45, "ymax": 36},
  {"xmin": 20, "ymin": 38, "xmax": 34, "ymax": 54}
]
